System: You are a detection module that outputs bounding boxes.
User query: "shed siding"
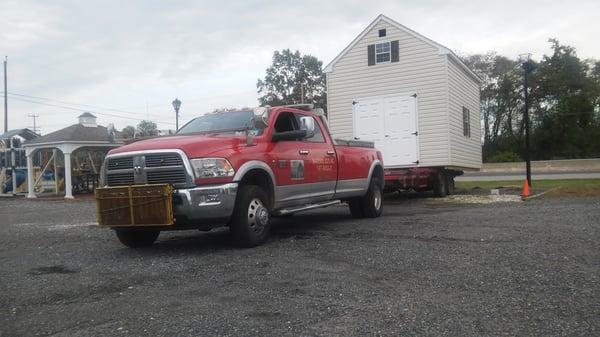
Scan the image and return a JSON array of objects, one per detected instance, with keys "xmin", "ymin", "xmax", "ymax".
[
  {"xmin": 327, "ymin": 20, "xmax": 450, "ymax": 167},
  {"xmin": 447, "ymin": 56, "xmax": 482, "ymax": 168}
]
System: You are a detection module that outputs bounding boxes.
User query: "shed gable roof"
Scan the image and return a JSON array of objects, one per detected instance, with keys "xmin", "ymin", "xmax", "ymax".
[{"xmin": 323, "ymin": 14, "xmax": 481, "ymax": 84}]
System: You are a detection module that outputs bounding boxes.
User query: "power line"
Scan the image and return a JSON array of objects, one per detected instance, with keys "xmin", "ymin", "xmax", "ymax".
[
  {"xmin": 8, "ymin": 96, "xmax": 176, "ymax": 125},
  {"xmin": 2, "ymin": 91, "xmax": 169, "ymax": 120}
]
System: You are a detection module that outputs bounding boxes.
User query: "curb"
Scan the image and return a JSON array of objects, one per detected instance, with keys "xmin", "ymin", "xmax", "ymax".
[{"xmin": 522, "ymin": 188, "xmax": 558, "ymax": 201}]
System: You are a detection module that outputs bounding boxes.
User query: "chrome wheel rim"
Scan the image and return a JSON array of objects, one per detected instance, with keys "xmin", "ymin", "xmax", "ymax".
[
  {"xmin": 247, "ymin": 198, "xmax": 268, "ymax": 234},
  {"xmin": 374, "ymin": 187, "xmax": 382, "ymax": 210}
]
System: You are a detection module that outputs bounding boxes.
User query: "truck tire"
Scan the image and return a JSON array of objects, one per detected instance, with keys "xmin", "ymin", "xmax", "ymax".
[
  {"xmin": 433, "ymin": 171, "xmax": 448, "ymax": 197},
  {"xmin": 349, "ymin": 178, "xmax": 383, "ymax": 218},
  {"xmin": 348, "ymin": 199, "xmax": 365, "ymax": 218},
  {"xmin": 230, "ymin": 185, "xmax": 271, "ymax": 247},
  {"xmin": 361, "ymin": 178, "xmax": 383, "ymax": 218},
  {"xmin": 115, "ymin": 229, "xmax": 159, "ymax": 248}
]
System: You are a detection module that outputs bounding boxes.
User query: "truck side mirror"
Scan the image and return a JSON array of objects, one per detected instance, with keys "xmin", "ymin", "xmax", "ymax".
[
  {"xmin": 299, "ymin": 116, "xmax": 315, "ymax": 138},
  {"xmin": 272, "ymin": 130, "xmax": 308, "ymax": 142},
  {"xmin": 252, "ymin": 107, "xmax": 269, "ymax": 128}
]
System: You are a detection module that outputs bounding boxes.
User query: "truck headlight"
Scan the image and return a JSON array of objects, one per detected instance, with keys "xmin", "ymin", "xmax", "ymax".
[{"xmin": 190, "ymin": 158, "xmax": 235, "ymax": 178}]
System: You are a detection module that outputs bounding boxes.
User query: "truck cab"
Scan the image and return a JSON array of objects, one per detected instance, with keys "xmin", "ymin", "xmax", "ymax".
[{"xmin": 98, "ymin": 105, "xmax": 384, "ymax": 248}]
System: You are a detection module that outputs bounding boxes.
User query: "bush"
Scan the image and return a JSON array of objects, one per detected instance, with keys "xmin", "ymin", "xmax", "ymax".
[{"xmin": 487, "ymin": 151, "xmax": 522, "ymax": 163}]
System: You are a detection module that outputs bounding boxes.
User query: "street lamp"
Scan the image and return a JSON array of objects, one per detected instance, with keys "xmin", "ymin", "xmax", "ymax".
[
  {"xmin": 519, "ymin": 53, "xmax": 535, "ymax": 187},
  {"xmin": 172, "ymin": 98, "xmax": 181, "ymax": 131}
]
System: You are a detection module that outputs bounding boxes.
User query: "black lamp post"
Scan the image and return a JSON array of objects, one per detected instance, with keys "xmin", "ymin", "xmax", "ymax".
[
  {"xmin": 520, "ymin": 53, "xmax": 535, "ymax": 187},
  {"xmin": 172, "ymin": 98, "xmax": 181, "ymax": 131}
]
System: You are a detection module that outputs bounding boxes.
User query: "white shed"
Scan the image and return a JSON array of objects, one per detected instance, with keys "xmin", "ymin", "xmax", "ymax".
[{"xmin": 324, "ymin": 14, "xmax": 482, "ymax": 170}]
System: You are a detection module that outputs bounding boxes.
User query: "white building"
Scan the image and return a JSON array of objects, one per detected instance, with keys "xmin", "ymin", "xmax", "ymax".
[{"xmin": 324, "ymin": 14, "xmax": 482, "ymax": 170}]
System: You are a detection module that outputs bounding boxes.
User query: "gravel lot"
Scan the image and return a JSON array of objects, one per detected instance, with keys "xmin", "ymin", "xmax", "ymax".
[{"xmin": 1, "ymin": 195, "xmax": 598, "ymax": 337}]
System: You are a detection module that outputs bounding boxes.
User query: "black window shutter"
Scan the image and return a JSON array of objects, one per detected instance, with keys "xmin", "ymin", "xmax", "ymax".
[
  {"xmin": 367, "ymin": 44, "xmax": 375, "ymax": 66},
  {"xmin": 391, "ymin": 40, "xmax": 399, "ymax": 62}
]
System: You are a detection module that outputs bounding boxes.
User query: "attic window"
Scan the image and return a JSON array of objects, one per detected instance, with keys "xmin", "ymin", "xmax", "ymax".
[
  {"xmin": 375, "ymin": 42, "xmax": 391, "ymax": 63},
  {"xmin": 378, "ymin": 29, "xmax": 386, "ymax": 37}
]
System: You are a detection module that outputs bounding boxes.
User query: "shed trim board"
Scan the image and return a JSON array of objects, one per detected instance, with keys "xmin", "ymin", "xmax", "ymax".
[{"xmin": 323, "ymin": 14, "xmax": 482, "ymax": 84}]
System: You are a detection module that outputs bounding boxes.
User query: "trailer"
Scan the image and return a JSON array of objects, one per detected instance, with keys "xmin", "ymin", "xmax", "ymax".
[{"xmin": 324, "ymin": 15, "xmax": 482, "ymax": 196}]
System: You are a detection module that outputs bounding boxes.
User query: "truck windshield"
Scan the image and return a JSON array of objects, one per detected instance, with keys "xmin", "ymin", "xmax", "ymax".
[{"xmin": 177, "ymin": 110, "xmax": 264, "ymax": 135}]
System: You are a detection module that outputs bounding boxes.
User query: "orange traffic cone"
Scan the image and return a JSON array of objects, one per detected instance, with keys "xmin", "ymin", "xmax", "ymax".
[{"xmin": 521, "ymin": 180, "xmax": 530, "ymax": 198}]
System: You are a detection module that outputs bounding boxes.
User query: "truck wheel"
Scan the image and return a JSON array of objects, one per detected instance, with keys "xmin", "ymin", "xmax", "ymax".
[
  {"xmin": 115, "ymin": 229, "xmax": 159, "ymax": 248},
  {"xmin": 361, "ymin": 178, "xmax": 383, "ymax": 218},
  {"xmin": 433, "ymin": 171, "xmax": 448, "ymax": 197},
  {"xmin": 348, "ymin": 199, "xmax": 365, "ymax": 218},
  {"xmin": 230, "ymin": 185, "xmax": 271, "ymax": 247}
]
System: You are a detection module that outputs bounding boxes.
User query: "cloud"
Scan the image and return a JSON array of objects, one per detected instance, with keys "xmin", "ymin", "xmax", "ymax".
[{"xmin": 0, "ymin": 0, "xmax": 598, "ymax": 133}]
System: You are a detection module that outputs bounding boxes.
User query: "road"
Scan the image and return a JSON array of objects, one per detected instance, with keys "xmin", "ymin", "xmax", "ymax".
[
  {"xmin": 1, "ymin": 196, "xmax": 599, "ymax": 336},
  {"xmin": 457, "ymin": 171, "xmax": 600, "ymax": 181}
]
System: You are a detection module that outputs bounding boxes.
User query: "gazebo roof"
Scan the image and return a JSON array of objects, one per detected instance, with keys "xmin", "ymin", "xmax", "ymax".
[
  {"xmin": 78, "ymin": 112, "xmax": 97, "ymax": 118},
  {"xmin": 0, "ymin": 128, "xmax": 40, "ymax": 141},
  {"xmin": 25, "ymin": 124, "xmax": 118, "ymax": 145}
]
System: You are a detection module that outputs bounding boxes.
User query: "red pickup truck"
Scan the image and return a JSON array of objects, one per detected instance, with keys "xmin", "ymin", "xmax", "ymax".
[{"xmin": 98, "ymin": 105, "xmax": 384, "ymax": 247}]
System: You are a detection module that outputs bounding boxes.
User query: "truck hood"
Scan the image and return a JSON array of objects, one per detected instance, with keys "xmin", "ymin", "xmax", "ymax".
[{"xmin": 109, "ymin": 134, "xmax": 247, "ymax": 158}]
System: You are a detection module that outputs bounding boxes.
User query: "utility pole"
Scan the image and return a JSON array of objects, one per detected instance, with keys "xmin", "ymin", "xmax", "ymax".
[
  {"xmin": 28, "ymin": 114, "xmax": 40, "ymax": 134},
  {"xmin": 520, "ymin": 54, "xmax": 535, "ymax": 187},
  {"xmin": 3, "ymin": 56, "xmax": 7, "ymax": 133}
]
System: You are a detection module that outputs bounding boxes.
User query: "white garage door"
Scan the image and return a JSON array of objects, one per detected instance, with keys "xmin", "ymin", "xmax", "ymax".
[{"xmin": 353, "ymin": 94, "xmax": 418, "ymax": 167}]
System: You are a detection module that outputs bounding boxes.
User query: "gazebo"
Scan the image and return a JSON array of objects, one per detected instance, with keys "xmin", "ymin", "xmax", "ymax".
[{"xmin": 23, "ymin": 113, "xmax": 123, "ymax": 199}]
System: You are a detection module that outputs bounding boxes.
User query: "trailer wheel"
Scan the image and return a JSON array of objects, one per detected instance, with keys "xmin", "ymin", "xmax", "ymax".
[
  {"xmin": 433, "ymin": 171, "xmax": 448, "ymax": 197},
  {"xmin": 230, "ymin": 185, "xmax": 271, "ymax": 247},
  {"xmin": 446, "ymin": 175, "xmax": 455, "ymax": 195},
  {"xmin": 115, "ymin": 229, "xmax": 159, "ymax": 248}
]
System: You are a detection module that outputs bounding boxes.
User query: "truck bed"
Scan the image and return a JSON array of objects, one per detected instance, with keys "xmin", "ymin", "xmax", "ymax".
[{"xmin": 334, "ymin": 139, "xmax": 374, "ymax": 148}]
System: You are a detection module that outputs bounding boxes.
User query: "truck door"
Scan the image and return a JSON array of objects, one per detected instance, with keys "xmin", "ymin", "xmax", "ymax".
[
  {"xmin": 295, "ymin": 113, "xmax": 337, "ymax": 201},
  {"xmin": 268, "ymin": 111, "xmax": 334, "ymax": 207}
]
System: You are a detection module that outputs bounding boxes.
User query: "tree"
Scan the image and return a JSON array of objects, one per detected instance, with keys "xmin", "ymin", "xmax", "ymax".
[
  {"xmin": 257, "ymin": 49, "xmax": 327, "ymax": 112},
  {"xmin": 121, "ymin": 125, "xmax": 136, "ymax": 139},
  {"xmin": 531, "ymin": 39, "xmax": 600, "ymax": 159},
  {"xmin": 136, "ymin": 120, "xmax": 158, "ymax": 137},
  {"xmin": 461, "ymin": 52, "xmax": 523, "ymax": 161},
  {"xmin": 463, "ymin": 39, "xmax": 600, "ymax": 161}
]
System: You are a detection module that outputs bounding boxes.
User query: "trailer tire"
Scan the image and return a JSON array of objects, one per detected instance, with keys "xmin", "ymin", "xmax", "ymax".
[
  {"xmin": 433, "ymin": 171, "xmax": 448, "ymax": 197},
  {"xmin": 446, "ymin": 175, "xmax": 455, "ymax": 195},
  {"xmin": 230, "ymin": 185, "xmax": 271, "ymax": 247},
  {"xmin": 115, "ymin": 229, "xmax": 159, "ymax": 248}
]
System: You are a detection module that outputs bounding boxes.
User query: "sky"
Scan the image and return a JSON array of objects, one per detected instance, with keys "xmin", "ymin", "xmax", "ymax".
[{"xmin": 1, "ymin": 0, "xmax": 598, "ymax": 134}]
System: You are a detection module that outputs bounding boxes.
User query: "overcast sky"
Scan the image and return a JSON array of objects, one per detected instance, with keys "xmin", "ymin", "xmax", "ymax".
[{"xmin": 1, "ymin": 0, "xmax": 598, "ymax": 134}]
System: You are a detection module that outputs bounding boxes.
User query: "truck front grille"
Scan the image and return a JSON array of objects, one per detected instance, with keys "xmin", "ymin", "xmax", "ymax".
[
  {"xmin": 104, "ymin": 152, "xmax": 191, "ymax": 187},
  {"xmin": 107, "ymin": 157, "xmax": 133, "ymax": 170},
  {"xmin": 145, "ymin": 153, "xmax": 183, "ymax": 167},
  {"xmin": 106, "ymin": 172, "xmax": 134, "ymax": 186},
  {"xmin": 146, "ymin": 169, "xmax": 187, "ymax": 184}
]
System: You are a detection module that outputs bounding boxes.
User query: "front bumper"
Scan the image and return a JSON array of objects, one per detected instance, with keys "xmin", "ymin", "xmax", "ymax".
[{"xmin": 173, "ymin": 182, "xmax": 238, "ymax": 224}]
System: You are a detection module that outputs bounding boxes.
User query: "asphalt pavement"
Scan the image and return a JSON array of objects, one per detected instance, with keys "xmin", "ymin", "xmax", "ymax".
[{"xmin": 1, "ymin": 196, "xmax": 599, "ymax": 336}]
